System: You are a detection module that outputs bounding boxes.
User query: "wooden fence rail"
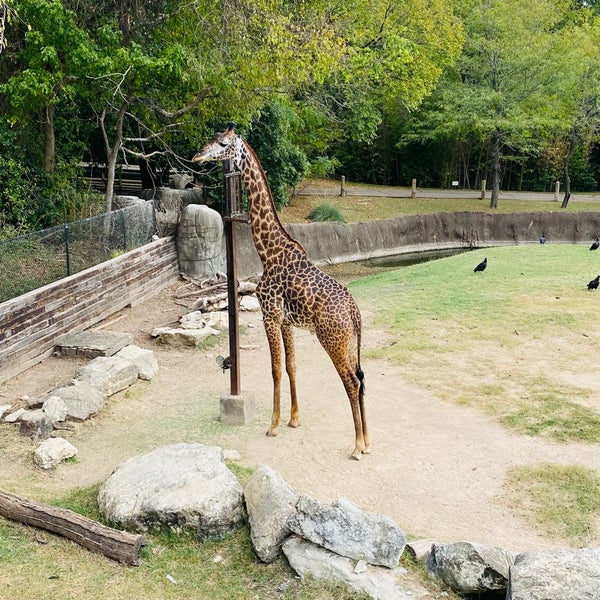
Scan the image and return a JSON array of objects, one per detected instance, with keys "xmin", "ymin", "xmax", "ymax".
[{"xmin": 0, "ymin": 237, "xmax": 179, "ymax": 385}]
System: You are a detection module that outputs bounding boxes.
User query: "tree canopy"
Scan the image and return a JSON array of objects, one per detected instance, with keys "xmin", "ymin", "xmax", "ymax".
[{"xmin": 1, "ymin": 0, "xmax": 600, "ymax": 229}]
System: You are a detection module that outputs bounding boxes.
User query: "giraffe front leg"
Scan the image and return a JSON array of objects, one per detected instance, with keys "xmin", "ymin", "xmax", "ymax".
[
  {"xmin": 263, "ymin": 320, "xmax": 283, "ymax": 437},
  {"xmin": 282, "ymin": 323, "xmax": 300, "ymax": 428}
]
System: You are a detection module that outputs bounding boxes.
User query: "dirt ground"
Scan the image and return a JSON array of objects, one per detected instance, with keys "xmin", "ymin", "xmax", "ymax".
[{"xmin": 0, "ymin": 281, "xmax": 595, "ymax": 555}]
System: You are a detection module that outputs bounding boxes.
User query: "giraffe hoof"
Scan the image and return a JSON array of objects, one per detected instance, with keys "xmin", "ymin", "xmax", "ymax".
[
  {"xmin": 266, "ymin": 427, "xmax": 279, "ymax": 437},
  {"xmin": 350, "ymin": 451, "xmax": 362, "ymax": 461},
  {"xmin": 287, "ymin": 419, "xmax": 300, "ymax": 428},
  {"xmin": 362, "ymin": 446, "xmax": 372, "ymax": 455}
]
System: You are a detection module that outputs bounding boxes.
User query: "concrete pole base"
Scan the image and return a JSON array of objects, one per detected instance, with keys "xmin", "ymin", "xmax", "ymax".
[{"xmin": 219, "ymin": 393, "xmax": 255, "ymax": 425}]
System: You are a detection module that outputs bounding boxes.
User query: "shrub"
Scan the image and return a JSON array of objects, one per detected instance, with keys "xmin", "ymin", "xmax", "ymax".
[{"xmin": 306, "ymin": 203, "xmax": 346, "ymax": 223}]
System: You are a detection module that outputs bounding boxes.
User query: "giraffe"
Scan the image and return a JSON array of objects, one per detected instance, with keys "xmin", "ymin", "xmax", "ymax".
[{"xmin": 192, "ymin": 123, "xmax": 370, "ymax": 460}]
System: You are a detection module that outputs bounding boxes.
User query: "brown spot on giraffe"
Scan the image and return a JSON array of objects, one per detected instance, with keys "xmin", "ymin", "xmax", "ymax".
[{"xmin": 192, "ymin": 124, "xmax": 369, "ymax": 460}]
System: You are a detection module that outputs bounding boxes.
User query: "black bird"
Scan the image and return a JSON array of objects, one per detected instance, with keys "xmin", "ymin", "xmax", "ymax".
[
  {"xmin": 539, "ymin": 233, "xmax": 546, "ymax": 244},
  {"xmin": 590, "ymin": 238, "xmax": 600, "ymax": 251},
  {"xmin": 588, "ymin": 275, "xmax": 600, "ymax": 290},
  {"xmin": 474, "ymin": 257, "xmax": 487, "ymax": 272}
]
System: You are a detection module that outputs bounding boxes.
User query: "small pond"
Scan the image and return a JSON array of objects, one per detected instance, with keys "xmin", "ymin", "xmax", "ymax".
[{"xmin": 323, "ymin": 247, "xmax": 472, "ymax": 281}]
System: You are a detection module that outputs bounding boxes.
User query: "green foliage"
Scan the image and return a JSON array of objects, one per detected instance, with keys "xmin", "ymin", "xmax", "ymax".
[
  {"xmin": 306, "ymin": 203, "xmax": 346, "ymax": 223},
  {"xmin": 0, "ymin": 155, "xmax": 38, "ymax": 231},
  {"xmin": 247, "ymin": 102, "xmax": 308, "ymax": 209}
]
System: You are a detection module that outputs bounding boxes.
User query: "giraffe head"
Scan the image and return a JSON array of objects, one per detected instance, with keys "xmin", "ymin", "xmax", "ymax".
[{"xmin": 192, "ymin": 122, "xmax": 243, "ymax": 166}]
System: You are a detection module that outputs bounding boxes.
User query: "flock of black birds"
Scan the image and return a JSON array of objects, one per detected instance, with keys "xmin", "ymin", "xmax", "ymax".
[{"xmin": 473, "ymin": 234, "xmax": 600, "ymax": 291}]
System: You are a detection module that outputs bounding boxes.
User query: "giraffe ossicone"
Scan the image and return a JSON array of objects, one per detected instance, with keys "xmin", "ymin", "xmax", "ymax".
[{"xmin": 193, "ymin": 125, "xmax": 370, "ymax": 460}]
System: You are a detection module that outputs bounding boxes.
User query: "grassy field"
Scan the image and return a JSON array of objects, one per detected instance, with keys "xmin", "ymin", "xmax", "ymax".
[
  {"xmin": 343, "ymin": 243, "xmax": 600, "ymax": 545},
  {"xmin": 282, "ymin": 180, "xmax": 600, "ymax": 223}
]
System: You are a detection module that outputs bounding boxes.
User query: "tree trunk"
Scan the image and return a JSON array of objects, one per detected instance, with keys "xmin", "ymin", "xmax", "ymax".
[
  {"xmin": 561, "ymin": 141, "xmax": 575, "ymax": 208},
  {"xmin": 44, "ymin": 104, "xmax": 56, "ymax": 173},
  {"xmin": 489, "ymin": 132, "xmax": 502, "ymax": 209},
  {"xmin": 0, "ymin": 488, "xmax": 145, "ymax": 565}
]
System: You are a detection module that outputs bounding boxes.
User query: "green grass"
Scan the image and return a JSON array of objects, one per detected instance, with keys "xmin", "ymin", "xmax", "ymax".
[
  {"xmin": 507, "ymin": 464, "xmax": 600, "ymax": 545},
  {"xmin": 348, "ymin": 244, "xmax": 600, "ymax": 442},
  {"xmin": 0, "ymin": 485, "xmax": 369, "ymax": 600},
  {"xmin": 284, "ymin": 184, "xmax": 600, "ymax": 223}
]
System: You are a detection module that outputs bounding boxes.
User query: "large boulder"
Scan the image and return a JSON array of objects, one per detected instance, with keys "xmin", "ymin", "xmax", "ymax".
[
  {"xmin": 287, "ymin": 495, "xmax": 406, "ymax": 569},
  {"xmin": 115, "ymin": 345, "xmax": 158, "ymax": 381},
  {"xmin": 74, "ymin": 356, "xmax": 139, "ymax": 396},
  {"xmin": 282, "ymin": 536, "xmax": 427, "ymax": 600},
  {"xmin": 177, "ymin": 204, "xmax": 224, "ymax": 280},
  {"xmin": 244, "ymin": 464, "xmax": 299, "ymax": 562},
  {"xmin": 507, "ymin": 548, "xmax": 600, "ymax": 600},
  {"xmin": 51, "ymin": 380, "xmax": 105, "ymax": 421},
  {"xmin": 426, "ymin": 541, "xmax": 515, "ymax": 594},
  {"xmin": 98, "ymin": 443, "xmax": 244, "ymax": 540}
]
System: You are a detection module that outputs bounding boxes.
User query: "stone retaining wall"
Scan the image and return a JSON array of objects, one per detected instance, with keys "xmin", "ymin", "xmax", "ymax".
[
  {"xmin": 234, "ymin": 210, "xmax": 600, "ymax": 277},
  {"xmin": 0, "ymin": 237, "xmax": 179, "ymax": 384}
]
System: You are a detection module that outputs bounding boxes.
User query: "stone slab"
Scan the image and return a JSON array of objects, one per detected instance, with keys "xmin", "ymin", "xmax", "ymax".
[{"xmin": 55, "ymin": 331, "xmax": 134, "ymax": 358}]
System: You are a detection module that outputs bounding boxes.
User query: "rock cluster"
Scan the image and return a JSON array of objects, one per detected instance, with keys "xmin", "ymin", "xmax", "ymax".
[
  {"xmin": 97, "ymin": 451, "xmax": 600, "ymax": 599},
  {"xmin": 1, "ymin": 344, "xmax": 157, "ymax": 469}
]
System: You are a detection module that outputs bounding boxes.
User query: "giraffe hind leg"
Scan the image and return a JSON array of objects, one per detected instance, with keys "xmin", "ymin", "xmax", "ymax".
[
  {"xmin": 263, "ymin": 320, "xmax": 283, "ymax": 437},
  {"xmin": 357, "ymin": 368, "xmax": 370, "ymax": 454},
  {"xmin": 282, "ymin": 323, "xmax": 300, "ymax": 428}
]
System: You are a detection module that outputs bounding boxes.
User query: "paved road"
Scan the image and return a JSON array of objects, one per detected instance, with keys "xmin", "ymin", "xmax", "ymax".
[{"xmin": 296, "ymin": 181, "xmax": 600, "ymax": 203}]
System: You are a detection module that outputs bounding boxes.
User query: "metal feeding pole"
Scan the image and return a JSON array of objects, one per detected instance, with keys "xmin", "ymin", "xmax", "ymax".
[
  {"xmin": 219, "ymin": 158, "xmax": 255, "ymax": 425},
  {"xmin": 222, "ymin": 159, "xmax": 246, "ymax": 396}
]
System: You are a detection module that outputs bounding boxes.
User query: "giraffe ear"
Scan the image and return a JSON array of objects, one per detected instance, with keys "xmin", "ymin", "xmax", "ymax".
[{"xmin": 227, "ymin": 121, "xmax": 236, "ymax": 132}]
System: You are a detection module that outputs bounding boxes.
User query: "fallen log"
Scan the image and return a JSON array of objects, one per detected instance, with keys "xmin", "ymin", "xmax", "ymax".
[{"xmin": 0, "ymin": 488, "xmax": 145, "ymax": 565}]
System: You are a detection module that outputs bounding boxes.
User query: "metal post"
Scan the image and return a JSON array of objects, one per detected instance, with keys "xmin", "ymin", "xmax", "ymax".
[
  {"xmin": 223, "ymin": 159, "xmax": 241, "ymax": 396},
  {"xmin": 411, "ymin": 178, "xmax": 417, "ymax": 199},
  {"xmin": 64, "ymin": 224, "xmax": 71, "ymax": 276}
]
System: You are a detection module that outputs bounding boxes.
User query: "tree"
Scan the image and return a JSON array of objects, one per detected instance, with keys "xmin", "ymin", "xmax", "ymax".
[{"xmin": 406, "ymin": 0, "xmax": 589, "ymax": 208}]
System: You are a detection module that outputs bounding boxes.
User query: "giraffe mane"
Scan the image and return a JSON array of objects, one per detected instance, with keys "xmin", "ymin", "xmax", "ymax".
[{"xmin": 242, "ymin": 138, "xmax": 304, "ymax": 251}]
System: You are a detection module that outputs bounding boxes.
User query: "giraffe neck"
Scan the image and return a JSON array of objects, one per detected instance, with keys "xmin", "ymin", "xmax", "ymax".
[{"xmin": 238, "ymin": 140, "xmax": 300, "ymax": 265}]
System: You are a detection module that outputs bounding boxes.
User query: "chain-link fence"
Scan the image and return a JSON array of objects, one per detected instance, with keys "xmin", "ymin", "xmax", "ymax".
[{"xmin": 0, "ymin": 202, "xmax": 156, "ymax": 304}]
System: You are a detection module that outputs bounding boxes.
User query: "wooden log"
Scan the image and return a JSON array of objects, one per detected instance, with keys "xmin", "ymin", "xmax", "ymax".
[{"xmin": 0, "ymin": 488, "xmax": 145, "ymax": 565}]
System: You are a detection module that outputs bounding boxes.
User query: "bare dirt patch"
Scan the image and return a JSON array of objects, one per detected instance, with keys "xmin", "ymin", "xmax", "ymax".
[{"xmin": 1, "ymin": 282, "xmax": 597, "ymax": 554}]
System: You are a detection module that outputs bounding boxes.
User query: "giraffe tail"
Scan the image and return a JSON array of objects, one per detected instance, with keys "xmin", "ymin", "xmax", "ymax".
[
  {"xmin": 355, "ymin": 316, "xmax": 365, "ymax": 394},
  {"xmin": 356, "ymin": 366, "xmax": 365, "ymax": 394}
]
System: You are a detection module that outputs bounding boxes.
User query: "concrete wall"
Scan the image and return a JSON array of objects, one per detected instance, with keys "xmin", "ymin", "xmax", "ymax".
[
  {"xmin": 0, "ymin": 237, "xmax": 179, "ymax": 384},
  {"xmin": 233, "ymin": 211, "xmax": 600, "ymax": 277}
]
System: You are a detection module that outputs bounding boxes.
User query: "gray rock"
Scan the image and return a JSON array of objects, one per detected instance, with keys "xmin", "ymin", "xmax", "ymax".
[
  {"xmin": 34, "ymin": 437, "xmax": 78, "ymax": 469},
  {"xmin": 42, "ymin": 395, "xmax": 69, "ymax": 423},
  {"xmin": 244, "ymin": 464, "xmax": 299, "ymax": 562},
  {"xmin": 426, "ymin": 541, "xmax": 515, "ymax": 594},
  {"xmin": 0, "ymin": 404, "xmax": 13, "ymax": 419},
  {"xmin": 115, "ymin": 345, "xmax": 158, "ymax": 380},
  {"xmin": 177, "ymin": 204, "xmax": 224, "ymax": 279},
  {"xmin": 74, "ymin": 356, "xmax": 139, "ymax": 396},
  {"xmin": 240, "ymin": 295, "xmax": 261, "ymax": 311},
  {"xmin": 179, "ymin": 311, "xmax": 229, "ymax": 331},
  {"xmin": 4, "ymin": 408, "xmax": 26, "ymax": 423},
  {"xmin": 507, "ymin": 547, "xmax": 600, "ymax": 600},
  {"xmin": 282, "ymin": 536, "xmax": 427, "ymax": 600},
  {"xmin": 52, "ymin": 380, "xmax": 105, "ymax": 421},
  {"xmin": 112, "ymin": 195, "xmax": 144, "ymax": 210},
  {"xmin": 287, "ymin": 495, "xmax": 406, "ymax": 568},
  {"xmin": 151, "ymin": 325, "xmax": 220, "ymax": 346},
  {"xmin": 98, "ymin": 443, "xmax": 244, "ymax": 540},
  {"xmin": 19, "ymin": 409, "xmax": 53, "ymax": 441}
]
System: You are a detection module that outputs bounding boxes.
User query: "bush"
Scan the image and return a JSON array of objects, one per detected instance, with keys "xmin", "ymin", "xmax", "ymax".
[{"xmin": 306, "ymin": 203, "xmax": 346, "ymax": 223}]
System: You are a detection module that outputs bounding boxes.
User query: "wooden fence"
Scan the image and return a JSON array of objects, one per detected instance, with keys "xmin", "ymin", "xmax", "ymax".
[{"xmin": 0, "ymin": 237, "xmax": 179, "ymax": 384}]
